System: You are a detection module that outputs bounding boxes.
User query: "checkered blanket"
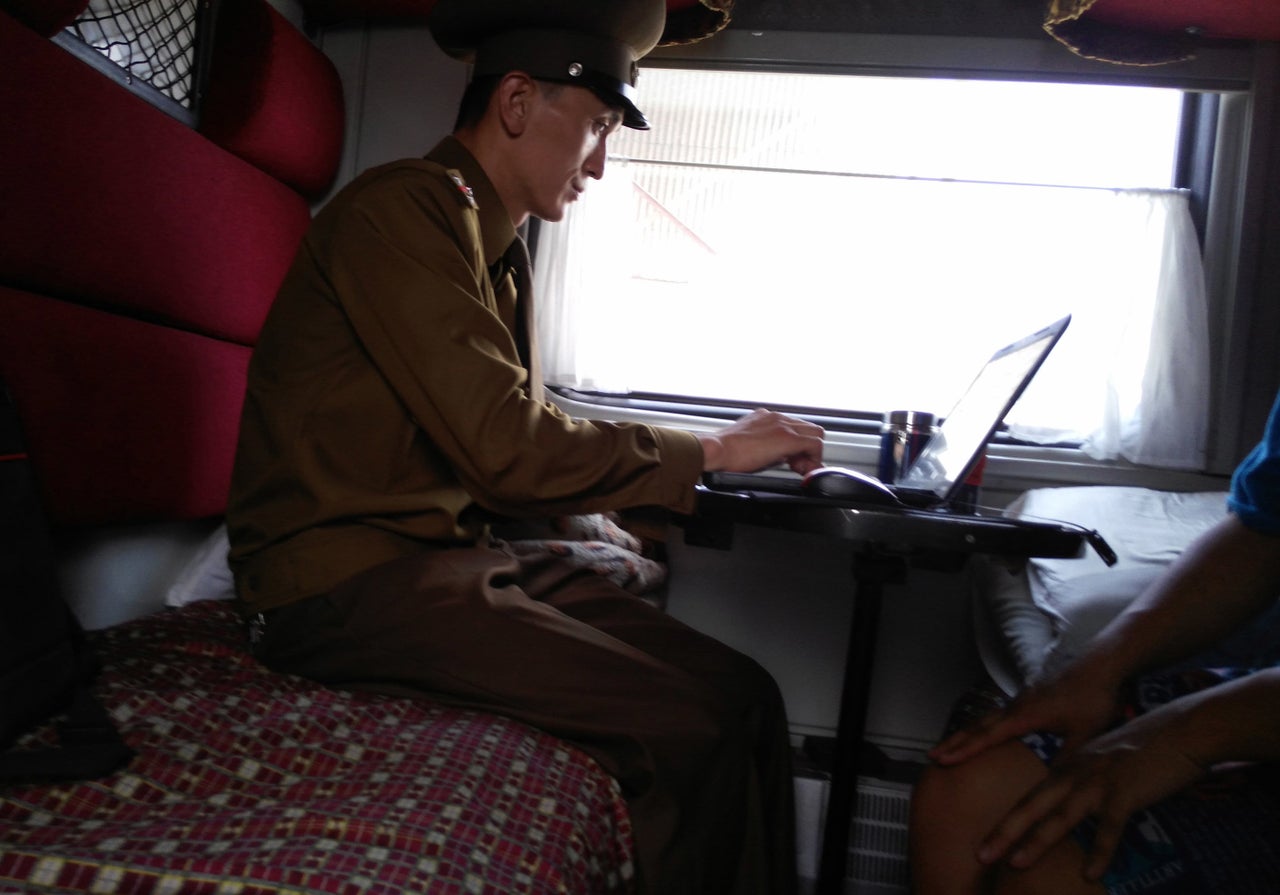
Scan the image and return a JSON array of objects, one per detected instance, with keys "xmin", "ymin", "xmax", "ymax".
[{"xmin": 0, "ymin": 601, "xmax": 635, "ymax": 894}]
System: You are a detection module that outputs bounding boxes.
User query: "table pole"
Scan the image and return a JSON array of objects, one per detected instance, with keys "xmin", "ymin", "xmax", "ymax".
[{"xmin": 815, "ymin": 552, "xmax": 903, "ymax": 895}]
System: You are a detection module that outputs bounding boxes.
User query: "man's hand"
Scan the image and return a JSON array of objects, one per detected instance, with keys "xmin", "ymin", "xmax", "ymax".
[
  {"xmin": 963, "ymin": 668, "xmax": 1280, "ymax": 880},
  {"xmin": 976, "ymin": 703, "xmax": 1209, "ymax": 880},
  {"xmin": 928, "ymin": 663, "xmax": 1124, "ymax": 768},
  {"xmin": 698, "ymin": 409, "xmax": 825, "ymax": 476}
]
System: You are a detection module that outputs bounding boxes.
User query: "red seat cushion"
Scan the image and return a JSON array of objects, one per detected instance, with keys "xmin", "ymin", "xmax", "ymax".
[
  {"xmin": 1075, "ymin": 0, "xmax": 1280, "ymax": 41},
  {"xmin": 0, "ymin": 9, "xmax": 326, "ymax": 523},
  {"xmin": 297, "ymin": 0, "xmax": 734, "ymax": 44},
  {"xmin": 0, "ymin": 0, "xmax": 87, "ymax": 36},
  {"xmin": 0, "ymin": 288, "xmax": 251, "ymax": 525},
  {"xmin": 0, "ymin": 10, "xmax": 311, "ymax": 347},
  {"xmin": 199, "ymin": 0, "xmax": 345, "ymax": 198}
]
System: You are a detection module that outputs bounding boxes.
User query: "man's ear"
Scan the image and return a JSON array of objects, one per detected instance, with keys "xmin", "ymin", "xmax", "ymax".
[{"xmin": 495, "ymin": 72, "xmax": 537, "ymax": 136}]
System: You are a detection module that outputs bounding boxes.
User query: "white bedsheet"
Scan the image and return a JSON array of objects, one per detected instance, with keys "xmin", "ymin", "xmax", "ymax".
[{"xmin": 975, "ymin": 486, "xmax": 1230, "ymax": 691}]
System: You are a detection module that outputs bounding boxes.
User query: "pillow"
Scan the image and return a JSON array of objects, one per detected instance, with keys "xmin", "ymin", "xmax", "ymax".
[
  {"xmin": 498, "ymin": 514, "xmax": 668, "ymax": 606},
  {"xmin": 164, "ymin": 525, "xmax": 236, "ymax": 608},
  {"xmin": 971, "ymin": 555, "xmax": 1058, "ymax": 691}
]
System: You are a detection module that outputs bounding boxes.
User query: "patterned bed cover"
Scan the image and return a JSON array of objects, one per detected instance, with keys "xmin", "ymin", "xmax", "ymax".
[{"xmin": 0, "ymin": 602, "xmax": 635, "ymax": 894}]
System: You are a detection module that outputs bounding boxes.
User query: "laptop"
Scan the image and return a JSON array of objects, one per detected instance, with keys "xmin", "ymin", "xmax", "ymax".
[{"xmin": 701, "ymin": 314, "xmax": 1072, "ymax": 511}]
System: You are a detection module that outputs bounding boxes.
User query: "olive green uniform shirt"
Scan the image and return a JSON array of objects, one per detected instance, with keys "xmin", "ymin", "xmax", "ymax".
[{"xmin": 227, "ymin": 138, "xmax": 704, "ymax": 610}]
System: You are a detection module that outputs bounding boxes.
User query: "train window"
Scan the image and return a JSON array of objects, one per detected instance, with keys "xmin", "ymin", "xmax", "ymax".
[{"xmin": 534, "ymin": 68, "xmax": 1204, "ymax": 462}]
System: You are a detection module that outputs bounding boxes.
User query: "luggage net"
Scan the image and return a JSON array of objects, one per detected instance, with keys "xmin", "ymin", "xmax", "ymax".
[{"xmin": 64, "ymin": 0, "xmax": 203, "ymax": 109}]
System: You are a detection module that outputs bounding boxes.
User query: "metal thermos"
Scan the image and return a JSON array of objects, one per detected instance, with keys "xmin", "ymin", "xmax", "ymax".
[{"xmin": 877, "ymin": 410, "xmax": 937, "ymax": 484}]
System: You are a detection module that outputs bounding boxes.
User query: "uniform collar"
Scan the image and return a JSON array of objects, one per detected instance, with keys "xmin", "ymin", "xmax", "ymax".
[{"xmin": 426, "ymin": 136, "xmax": 517, "ymax": 269}]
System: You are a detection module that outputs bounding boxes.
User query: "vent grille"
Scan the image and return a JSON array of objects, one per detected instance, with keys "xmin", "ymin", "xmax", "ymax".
[{"xmin": 848, "ymin": 780, "xmax": 911, "ymax": 891}]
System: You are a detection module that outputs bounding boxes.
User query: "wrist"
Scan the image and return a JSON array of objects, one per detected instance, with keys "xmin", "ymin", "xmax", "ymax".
[
  {"xmin": 1056, "ymin": 644, "xmax": 1132, "ymax": 699},
  {"xmin": 697, "ymin": 433, "xmax": 724, "ymax": 471}
]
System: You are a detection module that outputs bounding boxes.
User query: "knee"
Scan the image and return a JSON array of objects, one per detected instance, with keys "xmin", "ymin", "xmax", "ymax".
[
  {"xmin": 910, "ymin": 759, "xmax": 993, "ymax": 854},
  {"xmin": 697, "ymin": 645, "xmax": 786, "ymax": 724},
  {"xmin": 912, "ymin": 753, "xmax": 999, "ymax": 827},
  {"xmin": 989, "ymin": 857, "xmax": 1103, "ymax": 895},
  {"xmin": 680, "ymin": 653, "xmax": 788, "ymax": 770},
  {"xmin": 909, "ymin": 762, "xmax": 994, "ymax": 895},
  {"xmin": 740, "ymin": 654, "xmax": 785, "ymax": 713},
  {"xmin": 913, "ymin": 740, "xmax": 1045, "ymax": 828},
  {"xmin": 909, "ymin": 743, "xmax": 1049, "ymax": 893}
]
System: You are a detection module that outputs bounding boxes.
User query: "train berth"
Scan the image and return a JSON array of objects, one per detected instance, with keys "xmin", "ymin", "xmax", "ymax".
[{"xmin": 0, "ymin": 1, "xmax": 647, "ymax": 890}]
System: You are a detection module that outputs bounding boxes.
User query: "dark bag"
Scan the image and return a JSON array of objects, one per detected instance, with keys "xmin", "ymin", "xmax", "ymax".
[{"xmin": 0, "ymin": 380, "xmax": 132, "ymax": 781}]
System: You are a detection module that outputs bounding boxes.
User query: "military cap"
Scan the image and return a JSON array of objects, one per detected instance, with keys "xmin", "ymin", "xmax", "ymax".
[{"xmin": 428, "ymin": 0, "xmax": 667, "ymax": 130}]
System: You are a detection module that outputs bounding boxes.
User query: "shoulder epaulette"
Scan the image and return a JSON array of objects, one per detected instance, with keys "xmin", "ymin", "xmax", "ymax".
[{"xmin": 447, "ymin": 172, "xmax": 478, "ymax": 209}]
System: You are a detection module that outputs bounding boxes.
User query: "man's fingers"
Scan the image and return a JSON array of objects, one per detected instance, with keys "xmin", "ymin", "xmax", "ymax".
[
  {"xmin": 979, "ymin": 777, "xmax": 1095, "ymax": 869},
  {"xmin": 928, "ymin": 712, "xmax": 1025, "ymax": 765}
]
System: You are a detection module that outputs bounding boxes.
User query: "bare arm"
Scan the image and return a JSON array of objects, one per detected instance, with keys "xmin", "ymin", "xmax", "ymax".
[
  {"xmin": 1078, "ymin": 514, "xmax": 1280, "ymax": 687},
  {"xmin": 931, "ymin": 513, "xmax": 1280, "ymax": 765}
]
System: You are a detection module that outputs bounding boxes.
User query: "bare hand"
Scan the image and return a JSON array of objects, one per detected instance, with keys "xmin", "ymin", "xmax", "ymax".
[
  {"xmin": 929, "ymin": 665, "xmax": 1123, "ymax": 767},
  {"xmin": 976, "ymin": 706, "xmax": 1208, "ymax": 880},
  {"xmin": 698, "ymin": 409, "xmax": 825, "ymax": 475}
]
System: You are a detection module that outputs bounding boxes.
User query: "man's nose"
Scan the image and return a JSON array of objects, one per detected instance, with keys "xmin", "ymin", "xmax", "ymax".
[{"xmin": 586, "ymin": 140, "xmax": 607, "ymax": 180}]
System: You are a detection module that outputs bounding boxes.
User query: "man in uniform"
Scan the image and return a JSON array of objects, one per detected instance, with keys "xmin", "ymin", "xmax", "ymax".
[{"xmin": 226, "ymin": 0, "xmax": 822, "ymax": 892}]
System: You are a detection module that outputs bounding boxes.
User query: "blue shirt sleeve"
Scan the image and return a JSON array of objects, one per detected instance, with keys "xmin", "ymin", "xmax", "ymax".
[{"xmin": 1228, "ymin": 389, "xmax": 1280, "ymax": 535}]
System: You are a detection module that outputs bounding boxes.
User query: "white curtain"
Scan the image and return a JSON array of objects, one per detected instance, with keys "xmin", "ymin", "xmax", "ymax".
[
  {"xmin": 535, "ymin": 179, "xmax": 1210, "ymax": 471},
  {"xmin": 1073, "ymin": 190, "xmax": 1210, "ymax": 468}
]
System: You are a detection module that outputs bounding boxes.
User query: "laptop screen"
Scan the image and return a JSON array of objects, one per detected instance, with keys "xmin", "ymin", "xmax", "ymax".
[{"xmin": 895, "ymin": 315, "xmax": 1071, "ymax": 500}]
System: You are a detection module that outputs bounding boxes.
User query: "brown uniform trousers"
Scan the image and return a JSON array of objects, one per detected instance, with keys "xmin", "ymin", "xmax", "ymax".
[{"xmin": 252, "ymin": 543, "xmax": 798, "ymax": 895}]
